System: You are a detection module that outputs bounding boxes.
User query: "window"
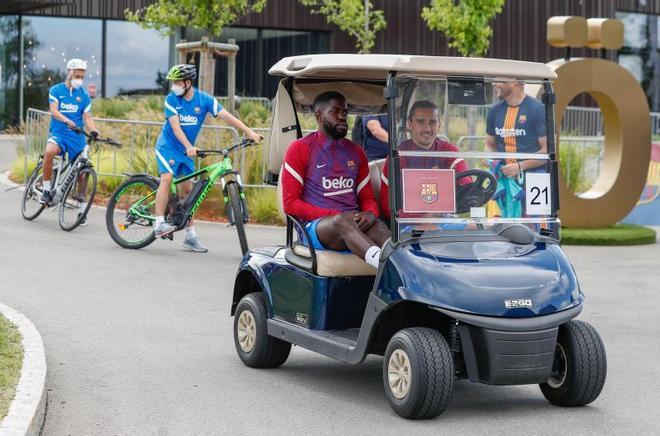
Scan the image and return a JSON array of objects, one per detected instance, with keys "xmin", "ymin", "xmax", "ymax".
[
  {"xmin": 22, "ymin": 16, "xmax": 103, "ymax": 113},
  {"xmin": 184, "ymin": 26, "xmax": 329, "ymax": 98},
  {"xmin": 0, "ymin": 16, "xmax": 19, "ymax": 128},
  {"xmin": 616, "ymin": 11, "xmax": 660, "ymax": 110},
  {"xmin": 105, "ymin": 20, "xmax": 170, "ymax": 96}
]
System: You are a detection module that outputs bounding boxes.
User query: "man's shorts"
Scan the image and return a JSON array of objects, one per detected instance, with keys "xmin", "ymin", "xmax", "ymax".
[
  {"xmin": 302, "ymin": 217, "xmax": 352, "ymax": 253},
  {"xmin": 155, "ymin": 147, "xmax": 195, "ymax": 178},
  {"xmin": 47, "ymin": 134, "xmax": 85, "ymax": 161},
  {"xmin": 303, "ymin": 218, "xmax": 327, "ymax": 250}
]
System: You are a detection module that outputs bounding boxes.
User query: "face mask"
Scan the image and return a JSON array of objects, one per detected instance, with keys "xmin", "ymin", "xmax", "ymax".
[
  {"xmin": 171, "ymin": 84, "xmax": 185, "ymax": 96},
  {"xmin": 71, "ymin": 79, "xmax": 83, "ymax": 89}
]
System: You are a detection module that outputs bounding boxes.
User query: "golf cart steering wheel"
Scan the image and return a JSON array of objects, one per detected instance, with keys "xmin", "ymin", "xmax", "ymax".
[{"xmin": 455, "ymin": 169, "xmax": 497, "ymax": 214}]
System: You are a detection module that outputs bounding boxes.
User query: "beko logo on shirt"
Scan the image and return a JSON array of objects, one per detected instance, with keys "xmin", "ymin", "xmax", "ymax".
[
  {"xmin": 495, "ymin": 127, "xmax": 526, "ymax": 137},
  {"xmin": 60, "ymin": 102, "xmax": 79, "ymax": 111},
  {"xmin": 322, "ymin": 176, "xmax": 354, "ymax": 190},
  {"xmin": 179, "ymin": 114, "xmax": 198, "ymax": 124}
]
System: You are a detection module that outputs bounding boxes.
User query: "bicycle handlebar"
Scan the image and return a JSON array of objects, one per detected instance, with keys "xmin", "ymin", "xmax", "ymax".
[
  {"xmin": 70, "ymin": 126, "xmax": 122, "ymax": 148},
  {"xmin": 197, "ymin": 138, "xmax": 258, "ymax": 158}
]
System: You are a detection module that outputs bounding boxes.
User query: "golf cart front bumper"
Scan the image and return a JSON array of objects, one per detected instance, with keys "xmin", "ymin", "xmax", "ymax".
[{"xmin": 433, "ymin": 304, "xmax": 582, "ymax": 385}]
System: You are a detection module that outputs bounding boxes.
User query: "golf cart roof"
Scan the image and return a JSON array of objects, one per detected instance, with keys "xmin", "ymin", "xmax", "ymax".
[{"xmin": 269, "ymin": 54, "xmax": 557, "ymax": 82}]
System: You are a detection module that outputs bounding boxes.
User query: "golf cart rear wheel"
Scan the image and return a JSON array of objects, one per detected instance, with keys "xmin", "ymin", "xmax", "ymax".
[
  {"xmin": 383, "ymin": 328, "xmax": 454, "ymax": 419},
  {"xmin": 233, "ymin": 292, "xmax": 291, "ymax": 368},
  {"xmin": 540, "ymin": 320, "xmax": 607, "ymax": 407}
]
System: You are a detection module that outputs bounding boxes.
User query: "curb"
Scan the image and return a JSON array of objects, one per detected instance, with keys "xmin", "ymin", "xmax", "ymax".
[{"xmin": 0, "ymin": 303, "xmax": 47, "ymax": 436}]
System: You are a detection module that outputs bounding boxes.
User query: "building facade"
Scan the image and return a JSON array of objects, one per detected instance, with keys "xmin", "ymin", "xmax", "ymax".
[{"xmin": 2, "ymin": 0, "xmax": 660, "ymax": 128}]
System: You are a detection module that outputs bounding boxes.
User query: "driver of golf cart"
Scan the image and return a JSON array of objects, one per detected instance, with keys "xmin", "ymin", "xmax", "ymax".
[
  {"xmin": 379, "ymin": 100, "xmax": 469, "ymax": 220},
  {"xmin": 281, "ymin": 91, "xmax": 391, "ymax": 269}
]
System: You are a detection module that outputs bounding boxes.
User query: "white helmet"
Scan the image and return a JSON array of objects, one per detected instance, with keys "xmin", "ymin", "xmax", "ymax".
[{"xmin": 66, "ymin": 58, "xmax": 87, "ymax": 71}]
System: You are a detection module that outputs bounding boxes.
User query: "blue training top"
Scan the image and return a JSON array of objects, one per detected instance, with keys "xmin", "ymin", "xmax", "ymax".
[
  {"xmin": 156, "ymin": 88, "xmax": 222, "ymax": 153},
  {"xmin": 48, "ymin": 82, "xmax": 92, "ymax": 140}
]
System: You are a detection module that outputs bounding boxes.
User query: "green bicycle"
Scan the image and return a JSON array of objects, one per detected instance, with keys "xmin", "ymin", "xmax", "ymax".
[{"xmin": 105, "ymin": 139, "xmax": 255, "ymax": 254}]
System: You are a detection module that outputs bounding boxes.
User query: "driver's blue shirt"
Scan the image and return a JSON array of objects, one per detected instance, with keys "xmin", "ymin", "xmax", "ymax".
[{"xmin": 156, "ymin": 88, "xmax": 222, "ymax": 154}]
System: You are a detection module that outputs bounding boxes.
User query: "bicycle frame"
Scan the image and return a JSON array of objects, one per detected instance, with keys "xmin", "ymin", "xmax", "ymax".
[
  {"xmin": 37, "ymin": 148, "xmax": 89, "ymax": 205},
  {"xmin": 127, "ymin": 154, "xmax": 243, "ymax": 222}
]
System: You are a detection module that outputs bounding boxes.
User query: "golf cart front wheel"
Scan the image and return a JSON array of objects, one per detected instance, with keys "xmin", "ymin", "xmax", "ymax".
[
  {"xmin": 233, "ymin": 292, "xmax": 291, "ymax": 368},
  {"xmin": 383, "ymin": 328, "xmax": 454, "ymax": 419},
  {"xmin": 540, "ymin": 320, "xmax": 607, "ymax": 407}
]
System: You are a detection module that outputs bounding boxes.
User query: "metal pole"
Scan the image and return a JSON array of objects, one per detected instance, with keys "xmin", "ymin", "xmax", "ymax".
[
  {"xmin": 364, "ymin": 0, "xmax": 369, "ymax": 35},
  {"xmin": 228, "ymin": 38, "xmax": 236, "ymax": 115},
  {"xmin": 18, "ymin": 15, "xmax": 24, "ymax": 124}
]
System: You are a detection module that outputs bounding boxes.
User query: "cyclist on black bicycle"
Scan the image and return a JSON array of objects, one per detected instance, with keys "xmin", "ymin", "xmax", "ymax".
[
  {"xmin": 41, "ymin": 58, "xmax": 100, "ymax": 218},
  {"xmin": 153, "ymin": 64, "xmax": 261, "ymax": 252}
]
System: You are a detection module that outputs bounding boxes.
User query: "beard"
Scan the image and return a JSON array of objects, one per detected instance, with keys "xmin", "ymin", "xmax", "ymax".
[{"xmin": 323, "ymin": 120, "xmax": 348, "ymax": 139}]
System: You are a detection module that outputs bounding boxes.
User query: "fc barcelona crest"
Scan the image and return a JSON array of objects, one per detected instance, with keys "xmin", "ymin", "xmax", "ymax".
[
  {"xmin": 347, "ymin": 160, "xmax": 356, "ymax": 169},
  {"xmin": 519, "ymin": 114, "xmax": 527, "ymax": 124},
  {"xmin": 76, "ymin": 96, "xmax": 82, "ymax": 103},
  {"xmin": 420, "ymin": 183, "xmax": 438, "ymax": 204},
  {"xmin": 194, "ymin": 107, "xmax": 201, "ymax": 113}
]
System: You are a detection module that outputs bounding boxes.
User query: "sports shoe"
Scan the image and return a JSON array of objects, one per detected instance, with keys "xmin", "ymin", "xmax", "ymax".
[
  {"xmin": 39, "ymin": 190, "xmax": 52, "ymax": 205},
  {"xmin": 154, "ymin": 221, "xmax": 177, "ymax": 238},
  {"xmin": 182, "ymin": 234, "xmax": 208, "ymax": 253},
  {"xmin": 77, "ymin": 213, "xmax": 88, "ymax": 226}
]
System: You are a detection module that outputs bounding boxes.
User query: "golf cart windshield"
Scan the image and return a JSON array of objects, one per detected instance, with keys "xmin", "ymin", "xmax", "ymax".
[{"xmin": 388, "ymin": 76, "xmax": 559, "ymax": 241}]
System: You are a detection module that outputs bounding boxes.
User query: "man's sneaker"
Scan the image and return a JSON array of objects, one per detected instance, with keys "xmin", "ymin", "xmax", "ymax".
[
  {"xmin": 77, "ymin": 213, "xmax": 88, "ymax": 226},
  {"xmin": 154, "ymin": 221, "xmax": 177, "ymax": 238},
  {"xmin": 39, "ymin": 190, "xmax": 52, "ymax": 205},
  {"xmin": 182, "ymin": 234, "xmax": 208, "ymax": 253}
]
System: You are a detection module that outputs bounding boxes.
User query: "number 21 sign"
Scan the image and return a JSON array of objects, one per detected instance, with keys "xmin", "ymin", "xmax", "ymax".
[{"xmin": 525, "ymin": 173, "xmax": 552, "ymax": 216}]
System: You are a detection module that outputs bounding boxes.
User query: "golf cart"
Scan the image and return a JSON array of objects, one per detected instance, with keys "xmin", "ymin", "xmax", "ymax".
[{"xmin": 231, "ymin": 54, "xmax": 606, "ymax": 419}]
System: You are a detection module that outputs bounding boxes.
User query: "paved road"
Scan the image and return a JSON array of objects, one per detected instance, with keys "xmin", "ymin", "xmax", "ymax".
[{"xmin": 1, "ymin": 137, "xmax": 659, "ymax": 435}]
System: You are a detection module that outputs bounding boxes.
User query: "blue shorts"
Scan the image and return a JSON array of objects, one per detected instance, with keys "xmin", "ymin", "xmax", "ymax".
[
  {"xmin": 155, "ymin": 147, "xmax": 195, "ymax": 178},
  {"xmin": 303, "ymin": 218, "xmax": 351, "ymax": 253},
  {"xmin": 48, "ymin": 134, "xmax": 85, "ymax": 161}
]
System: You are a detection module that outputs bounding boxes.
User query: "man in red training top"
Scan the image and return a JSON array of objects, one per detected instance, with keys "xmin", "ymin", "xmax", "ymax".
[
  {"xmin": 282, "ymin": 91, "xmax": 391, "ymax": 269},
  {"xmin": 380, "ymin": 100, "xmax": 469, "ymax": 220}
]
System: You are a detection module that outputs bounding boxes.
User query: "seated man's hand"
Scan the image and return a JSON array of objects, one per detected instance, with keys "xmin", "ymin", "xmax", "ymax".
[{"xmin": 354, "ymin": 211, "xmax": 376, "ymax": 232}]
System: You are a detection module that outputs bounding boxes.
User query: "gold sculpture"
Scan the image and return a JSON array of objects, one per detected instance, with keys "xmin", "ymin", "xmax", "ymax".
[{"xmin": 546, "ymin": 16, "xmax": 650, "ymax": 228}]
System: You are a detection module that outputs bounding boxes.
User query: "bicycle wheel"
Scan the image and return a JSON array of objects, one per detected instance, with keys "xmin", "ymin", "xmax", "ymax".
[
  {"xmin": 21, "ymin": 162, "xmax": 46, "ymax": 220},
  {"xmin": 106, "ymin": 175, "xmax": 159, "ymax": 249},
  {"xmin": 59, "ymin": 166, "xmax": 97, "ymax": 231},
  {"xmin": 227, "ymin": 182, "xmax": 249, "ymax": 255}
]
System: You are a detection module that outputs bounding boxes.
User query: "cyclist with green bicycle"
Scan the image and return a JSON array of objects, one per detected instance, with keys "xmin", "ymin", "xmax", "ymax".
[{"xmin": 153, "ymin": 64, "xmax": 261, "ymax": 252}]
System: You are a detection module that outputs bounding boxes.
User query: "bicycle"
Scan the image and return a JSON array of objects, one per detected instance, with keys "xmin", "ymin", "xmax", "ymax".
[
  {"xmin": 21, "ymin": 127, "xmax": 122, "ymax": 231},
  {"xmin": 105, "ymin": 139, "xmax": 255, "ymax": 254}
]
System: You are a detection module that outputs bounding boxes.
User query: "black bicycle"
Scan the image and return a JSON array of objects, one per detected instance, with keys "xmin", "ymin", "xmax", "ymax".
[{"xmin": 21, "ymin": 127, "xmax": 122, "ymax": 231}]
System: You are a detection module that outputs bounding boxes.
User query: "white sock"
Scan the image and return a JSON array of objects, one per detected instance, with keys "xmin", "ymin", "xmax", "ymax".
[
  {"xmin": 364, "ymin": 246, "xmax": 381, "ymax": 269},
  {"xmin": 43, "ymin": 180, "xmax": 51, "ymax": 191},
  {"xmin": 186, "ymin": 226, "xmax": 197, "ymax": 238},
  {"xmin": 155, "ymin": 216, "xmax": 164, "ymax": 226}
]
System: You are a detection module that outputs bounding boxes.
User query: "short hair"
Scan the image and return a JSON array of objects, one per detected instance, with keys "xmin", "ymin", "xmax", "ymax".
[
  {"xmin": 408, "ymin": 100, "xmax": 439, "ymax": 120},
  {"xmin": 313, "ymin": 91, "xmax": 346, "ymax": 111}
]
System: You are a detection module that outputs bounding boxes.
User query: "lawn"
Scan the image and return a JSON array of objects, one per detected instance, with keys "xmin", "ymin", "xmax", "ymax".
[
  {"xmin": 562, "ymin": 224, "xmax": 657, "ymax": 246},
  {"xmin": 0, "ymin": 314, "xmax": 23, "ymax": 421}
]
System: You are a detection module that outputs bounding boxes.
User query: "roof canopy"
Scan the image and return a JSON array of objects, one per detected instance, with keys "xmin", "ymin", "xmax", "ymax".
[{"xmin": 269, "ymin": 54, "xmax": 557, "ymax": 82}]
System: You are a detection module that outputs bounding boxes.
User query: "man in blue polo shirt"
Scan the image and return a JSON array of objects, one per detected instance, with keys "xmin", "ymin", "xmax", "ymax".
[
  {"xmin": 153, "ymin": 64, "xmax": 261, "ymax": 252},
  {"xmin": 41, "ymin": 58, "xmax": 100, "ymax": 212}
]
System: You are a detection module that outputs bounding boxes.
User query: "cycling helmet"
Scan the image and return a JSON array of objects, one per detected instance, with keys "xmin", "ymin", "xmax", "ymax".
[
  {"xmin": 66, "ymin": 58, "xmax": 87, "ymax": 71},
  {"xmin": 166, "ymin": 64, "xmax": 197, "ymax": 81}
]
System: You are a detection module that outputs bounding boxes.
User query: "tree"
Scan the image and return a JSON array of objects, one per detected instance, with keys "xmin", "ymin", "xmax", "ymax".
[
  {"xmin": 125, "ymin": 0, "xmax": 267, "ymax": 37},
  {"xmin": 299, "ymin": 0, "xmax": 386, "ymax": 54},
  {"xmin": 421, "ymin": 0, "xmax": 505, "ymax": 57}
]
